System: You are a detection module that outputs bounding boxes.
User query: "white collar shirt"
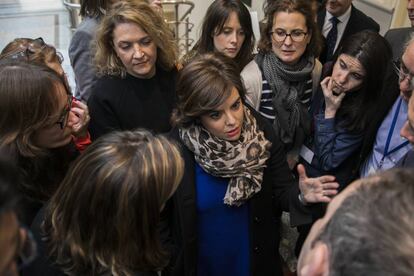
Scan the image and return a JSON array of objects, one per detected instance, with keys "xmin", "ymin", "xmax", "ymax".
[{"xmin": 322, "ymin": 5, "xmax": 352, "ymax": 53}]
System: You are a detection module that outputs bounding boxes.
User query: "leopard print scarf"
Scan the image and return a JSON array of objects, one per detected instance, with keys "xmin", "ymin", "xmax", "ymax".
[{"xmin": 179, "ymin": 107, "xmax": 272, "ymax": 206}]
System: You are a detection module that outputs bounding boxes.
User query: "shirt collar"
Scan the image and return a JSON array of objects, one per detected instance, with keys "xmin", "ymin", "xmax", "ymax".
[{"xmin": 326, "ymin": 4, "xmax": 352, "ymax": 23}]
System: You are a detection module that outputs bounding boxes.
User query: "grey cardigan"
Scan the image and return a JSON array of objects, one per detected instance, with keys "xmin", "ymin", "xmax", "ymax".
[{"xmin": 240, "ymin": 58, "xmax": 322, "ymax": 110}]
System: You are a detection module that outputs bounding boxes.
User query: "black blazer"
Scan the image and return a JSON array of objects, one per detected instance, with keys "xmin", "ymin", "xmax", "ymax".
[
  {"xmin": 317, "ymin": 5, "xmax": 380, "ymax": 64},
  {"xmin": 384, "ymin": 27, "xmax": 413, "ymax": 63},
  {"xmin": 165, "ymin": 108, "xmax": 312, "ymax": 276}
]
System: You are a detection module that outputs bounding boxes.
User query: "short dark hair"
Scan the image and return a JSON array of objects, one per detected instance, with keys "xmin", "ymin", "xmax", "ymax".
[
  {"xmin": 172, "ymin": 53, "xmax": 246, "ymax": 127},
  {"xmin": 259, "ymin": 0, "xmax": 322, "ymax": 57},
  {"xmin": 194, "ymin": 0, "xmax": 255, "ymax": 70},
  {"xmin": 317, "ymin": 169, "xmax": 414, "ymax": 275}
]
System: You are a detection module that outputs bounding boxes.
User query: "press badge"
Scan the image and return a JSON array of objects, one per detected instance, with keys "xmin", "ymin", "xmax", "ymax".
[{"xmin": 300, "ymin": 145, "xmax": 314, "ymax": 164}]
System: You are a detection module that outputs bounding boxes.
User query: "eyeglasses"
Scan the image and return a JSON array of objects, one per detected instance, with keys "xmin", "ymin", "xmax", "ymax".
[
  {"xmin": 270, "ymin": 29, "xmax": 308, "ymax": 43},
  {"xmin": 56, "ymin": 94, "xmax": 73, "ymax": 129},
  {"xmin": 394, "ymin": 60, "xmax": 414, "ymax": 90},
  {"xmin": 0, "ymin": 37, "xmax": 64, "ymax": 64}
]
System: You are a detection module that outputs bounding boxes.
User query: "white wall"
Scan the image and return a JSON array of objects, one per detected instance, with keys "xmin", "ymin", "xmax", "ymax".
[{"xmin": 188, "ymin": 0, "xmax": 214, "ymax": 44}]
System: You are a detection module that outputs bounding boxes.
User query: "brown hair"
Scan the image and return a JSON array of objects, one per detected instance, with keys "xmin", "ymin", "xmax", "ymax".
[
  {"xmin": 258, "ymin": 0, "xmax": 322, "ymax": 57},
  {"xmin": 44, "ymin": 129, "xmax": 184, "ymax": 275},
  {"xmin": 194, "ymin": 0, "xmax": 255, "ymax": 70},
  {"xmin": 172, "ymin": 53, "xmax": 245, "ymax": 127},
  {"xmin": 0, "ymin": 38, "xmax": 63, "ymax": 70},
  {"xmin": 0, "ymin": 61, "xmax": 69, "ymax": 157},
  {"xmin": 94, "ymin": 1, "xmax": 177, "ymax": 77}
]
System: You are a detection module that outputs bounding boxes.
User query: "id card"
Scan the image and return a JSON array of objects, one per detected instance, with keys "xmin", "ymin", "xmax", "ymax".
[{"xmin": 300, "ymin": 145, "xmax": 314, "ymax": 164}]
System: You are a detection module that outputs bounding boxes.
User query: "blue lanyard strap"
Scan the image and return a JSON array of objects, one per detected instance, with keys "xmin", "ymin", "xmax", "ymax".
[{"xmin": 382, "ymin": 97, "xmax": 409, "ymax": 159}]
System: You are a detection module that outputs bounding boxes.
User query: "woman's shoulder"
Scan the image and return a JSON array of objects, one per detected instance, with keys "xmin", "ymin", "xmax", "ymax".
[{"xmin": 241, "ymin": 59, "xmax": 261, "ymax": 77}]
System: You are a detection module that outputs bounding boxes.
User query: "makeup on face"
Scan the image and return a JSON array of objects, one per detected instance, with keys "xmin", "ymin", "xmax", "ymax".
[
  {"xmin": 200, "ymin": 87, "xmax": 245, "ymax": 142},
  {"xmin": 113, "ymin": 22, "xmax": 157, "ymax": 79}
]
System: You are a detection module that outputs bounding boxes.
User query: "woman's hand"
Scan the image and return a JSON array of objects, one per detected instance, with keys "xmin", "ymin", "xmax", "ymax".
[
  {"xmin": 320, "ymin": 76, "xmax": 346, "ymax": 119},
  {"xmin": 68, "ymin": 99, "xmax": 90, "ymax": 139},
  {"xmin": 297, "ymin": 164, "xmax": 339, "ymax": 204}
]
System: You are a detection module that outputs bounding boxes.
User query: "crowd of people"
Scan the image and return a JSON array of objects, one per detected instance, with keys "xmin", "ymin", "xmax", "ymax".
[{"xmin": 1, "ymin": 0, "xmax": 414, "ymax": 275}]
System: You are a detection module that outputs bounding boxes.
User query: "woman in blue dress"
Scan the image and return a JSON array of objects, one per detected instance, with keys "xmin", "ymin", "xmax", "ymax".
[{"xmin": 166, "ymin": 53, "xmax": 338, "ymax": 276}]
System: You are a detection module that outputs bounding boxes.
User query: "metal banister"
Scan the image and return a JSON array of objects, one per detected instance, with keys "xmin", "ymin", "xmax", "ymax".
[
  {"xmin": 161, "ymin": 0, "xmax": 194, "ymax": 56},
  {"xmin": 62, "ymin": 0, "xmax": 81, "ymax": 33}
]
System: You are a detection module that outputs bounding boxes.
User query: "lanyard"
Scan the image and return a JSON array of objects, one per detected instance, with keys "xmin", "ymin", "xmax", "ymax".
[{"xmin": 379, "ymin": 97, "xmax": 409, "ymax": 168}]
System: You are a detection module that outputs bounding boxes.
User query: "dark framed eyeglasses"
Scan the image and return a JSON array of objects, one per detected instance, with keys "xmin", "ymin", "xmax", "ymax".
[
  {"xmin": 0, "ymin": 37, "xmax": 64, "ymax": 64},
  {"xmin": 55, "ymin": 94, "xmax": 73, "ymax": 129},
  {"xmin": 394, "ymin": 60, "xmax": 414, "ymax": 90},
  {"xmin": 270, "ymin": 29, "xmax": 308, "ymax": 43}
]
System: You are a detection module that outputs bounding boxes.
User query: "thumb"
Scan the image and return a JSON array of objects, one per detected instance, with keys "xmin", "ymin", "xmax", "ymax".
[{"xmin": 297, "ymin": 164, "xmax": 307, "ymax": 181}]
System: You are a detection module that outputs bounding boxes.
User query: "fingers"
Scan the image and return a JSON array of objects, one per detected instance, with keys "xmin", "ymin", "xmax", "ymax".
[
  {"xmin": 334, "ymin": 91, "xmax": 346, "ymax": 101},
  {"xmin": 320, "ymin": 76, "xmax": 330, "ymax": 87},
  {"xmin": 316, "ymin": 175, "xmax": 336, "ymax": 183},
  {"xmin": 321, "ymin": 182, "xmax": 339, "ymax": 190},
  {"xmin": 70, "ymin": 99, "xmax": 90, "ymax": 124},
  {"xmin": 322, "ymin": 189, "xmax": 338, "ymax": 197},
  {"xmin": 320, "ymin": 77, "xmax": 331, "ymax": 96},
  {"xmin": 297, "ymin": 164, "xmax": 307, "ymax": 182},
  {"xmin": 316, "ymin": 196, "xmax": 332, "ymax": 203},
  {"xmin": 71, "ymin": 99, "xmax": 87, "ymax": 112}
]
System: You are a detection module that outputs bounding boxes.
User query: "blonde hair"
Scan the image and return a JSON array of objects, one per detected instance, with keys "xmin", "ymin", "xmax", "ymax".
[
  {"xmin": 95, "ymin": 1, "xmax": 177, "ymax": 77},
  {"xmin": 44, "ymin": 129, "xmax": 184, "ymax": 275}
]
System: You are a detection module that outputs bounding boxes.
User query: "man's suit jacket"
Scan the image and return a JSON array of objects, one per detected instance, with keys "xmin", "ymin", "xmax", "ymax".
[
  {"xmin": 317, "ymin": 5, "xmax": 380, "ymax": 64},
  {"xmin": 384, "ymin": 27, "xmax": 413, "ymax": 63}
]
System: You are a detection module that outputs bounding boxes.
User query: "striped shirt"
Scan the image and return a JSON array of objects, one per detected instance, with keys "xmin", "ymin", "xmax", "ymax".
[{"xmin": 259, "ymin": 74, "xmax": 313, "ymax": 123}]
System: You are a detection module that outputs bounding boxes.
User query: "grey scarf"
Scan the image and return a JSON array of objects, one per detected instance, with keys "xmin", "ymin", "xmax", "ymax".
[{"xmin": 256, "ymin": 52, "xmax": 314, "ymax": 155}]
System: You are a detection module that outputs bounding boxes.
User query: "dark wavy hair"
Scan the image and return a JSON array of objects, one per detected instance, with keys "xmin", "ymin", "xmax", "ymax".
[{"xmin": 193, "ymin": 0, "xmax": 254, "ymax": 70}]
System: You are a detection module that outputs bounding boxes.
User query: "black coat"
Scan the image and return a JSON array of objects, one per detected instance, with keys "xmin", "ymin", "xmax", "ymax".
[
  {"xmin": 317, "ymin": 5, "xmax": 380, "ymax": 64},
  {"xmin": 165, "ymin": 108, "xmax": 312, "ymax": 276},
  {"xmin": 384, "ymin": 27, "xmax": 413, "ymax": 63},
  {"xmin": 88, "ymin": 67, "xmax": 177, "ymax": 140}
]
